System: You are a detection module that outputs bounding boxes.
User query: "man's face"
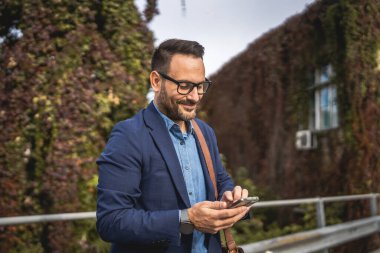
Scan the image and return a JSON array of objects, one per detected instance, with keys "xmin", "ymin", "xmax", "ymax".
[{"xmin": 155, "ymin": 54, "xmax": 205, "ymax": 122}]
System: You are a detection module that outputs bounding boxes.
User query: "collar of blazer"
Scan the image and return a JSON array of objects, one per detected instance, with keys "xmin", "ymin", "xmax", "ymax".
[
  {"xmin": 143, "ymin": 102, "xmax": 216, "ymax": 205},
  {"xmin": 143, "ymin": 102, "xmax": 191, "ymax": 207}
]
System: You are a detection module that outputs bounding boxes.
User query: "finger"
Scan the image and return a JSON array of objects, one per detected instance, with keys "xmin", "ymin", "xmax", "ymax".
[
  {"xmin": 208, "ymin": 201, "xmax": 227, "ymax": 210},
  {"xmin": 214, "ymin": 208, "xmax": 250, "ymax": 230},
  {"xmin": 233, "ymin": 186, "xmax": 242, "ymax": 201},
  {"xmin": 215, "ymin": 206, "xmax": 248, "ymax": 219},
  {"xmin": 201, "ymin": 207, "xmax": 250, "ymax": 233},
  {"xmin": 222, "ymin": 191, "xmax": 233, "ymax": 202},
  {"xmin": 242, "ymin": 188, "xmax": 249, "ymax": 198}
]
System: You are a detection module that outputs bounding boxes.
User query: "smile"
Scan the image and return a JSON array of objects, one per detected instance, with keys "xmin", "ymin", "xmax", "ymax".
[{"xmin": 180, "ymin": 103, "xmax": 197, "ymax": 111}]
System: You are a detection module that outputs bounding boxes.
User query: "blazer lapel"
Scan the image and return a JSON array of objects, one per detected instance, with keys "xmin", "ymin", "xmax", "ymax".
[{"xmin": 143, "ymin": 102, "xmax": 191, "ymax": 207}]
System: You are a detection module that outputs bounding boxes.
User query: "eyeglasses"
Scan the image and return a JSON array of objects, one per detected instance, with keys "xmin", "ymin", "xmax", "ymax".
[{"xmin": 158, "ymin": 72, "xmax": 212, "ymax": 95}]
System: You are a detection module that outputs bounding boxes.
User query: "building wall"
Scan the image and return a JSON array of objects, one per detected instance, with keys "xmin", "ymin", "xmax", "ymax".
[{"xmin": 203, "ymin": 0, "xmax": 380, "ymax": 201}]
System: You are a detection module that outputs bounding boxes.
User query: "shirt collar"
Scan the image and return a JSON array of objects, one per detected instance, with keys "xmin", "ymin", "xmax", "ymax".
[{"xmin": 153, "ymin": 102, "xmax": 194, "ymax": 135}]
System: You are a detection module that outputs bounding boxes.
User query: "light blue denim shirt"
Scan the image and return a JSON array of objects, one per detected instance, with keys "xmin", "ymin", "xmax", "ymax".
[{"xmin": 154, "ymin": 103, "xmax": 207, "ymax": 253}]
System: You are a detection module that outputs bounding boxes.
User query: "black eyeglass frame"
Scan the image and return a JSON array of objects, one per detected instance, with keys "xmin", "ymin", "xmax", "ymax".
[{"xmin": 157, "ymin": 71, "xmax": 212, "ymax": 95}]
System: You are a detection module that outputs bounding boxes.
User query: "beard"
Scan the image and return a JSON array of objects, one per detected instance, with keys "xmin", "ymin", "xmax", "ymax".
[{"xmin": 156, "ymin": 84, "xmax": 198, "ymax": 122}]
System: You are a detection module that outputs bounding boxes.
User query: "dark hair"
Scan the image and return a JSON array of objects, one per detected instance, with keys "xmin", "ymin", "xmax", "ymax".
[{"xmin": 151, "ymin": 39, "xmax": 205, "ymax": 73}]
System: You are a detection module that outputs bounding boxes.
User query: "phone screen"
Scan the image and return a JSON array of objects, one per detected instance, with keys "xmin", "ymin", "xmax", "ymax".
[{"xmin": 228, "ymin": 197, "xmax": 259, "ymax": 209}]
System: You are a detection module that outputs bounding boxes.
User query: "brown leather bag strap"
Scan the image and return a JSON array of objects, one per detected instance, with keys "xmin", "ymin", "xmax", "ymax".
[
  {"xmin": 192, "ymin": 120, "xmax": 238, "ymax": 252},
  {"xmin": 192, "ymin": 120, "xmax": 218, "ymax": 200},
  {"xmin": 224, "ymin": 228, "xmax": 237, "ymax": 252}
]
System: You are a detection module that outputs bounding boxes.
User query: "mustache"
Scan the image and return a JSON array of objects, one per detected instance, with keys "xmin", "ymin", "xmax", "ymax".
[{"xmin": 176, "ymin": 100, "xmax": 198, "ymax": 105}]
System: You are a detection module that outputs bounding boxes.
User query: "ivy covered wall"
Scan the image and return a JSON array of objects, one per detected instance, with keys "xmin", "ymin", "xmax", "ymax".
[
  {"xmin": 0, "ymin": 0, "xmax": 158, "ymax": 252},
  {"xmin": 203, "ymin": 0, "xmax": 380, "ymax": 251}
]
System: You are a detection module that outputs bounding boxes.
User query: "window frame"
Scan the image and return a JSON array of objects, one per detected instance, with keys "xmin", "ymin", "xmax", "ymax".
[{"xmin": 308, "ymin": 65, "xmax": 339, "ymax": 131}]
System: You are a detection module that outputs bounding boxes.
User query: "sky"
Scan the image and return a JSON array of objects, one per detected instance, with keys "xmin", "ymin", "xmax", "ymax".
[{"xmin": 135, "ymin": 0, "xmax": 315, "ymax": 76}]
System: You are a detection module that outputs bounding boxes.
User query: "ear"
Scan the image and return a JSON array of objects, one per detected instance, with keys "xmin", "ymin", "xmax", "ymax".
[{"xmin": 150, "ymin": 71, "xmax": 162, "ymax": 92}]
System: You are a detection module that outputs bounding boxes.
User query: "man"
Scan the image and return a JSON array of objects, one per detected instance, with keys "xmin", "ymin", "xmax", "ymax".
[{"xmin": 96, "ymin": 39, "xmax": 249, "ymax": 253}]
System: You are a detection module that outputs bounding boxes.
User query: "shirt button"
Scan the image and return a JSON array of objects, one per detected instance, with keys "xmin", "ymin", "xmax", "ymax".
[
  {"xmin": 189, "ymin": 192, "xmax": 192, "ymax": 195},
  {"xmin": 180, "ymin": 141, "xmax": 184, "ymax": 145},
  {"xmin": 185, "ymin": 166, "xmax": 190, "ymax": 170}
]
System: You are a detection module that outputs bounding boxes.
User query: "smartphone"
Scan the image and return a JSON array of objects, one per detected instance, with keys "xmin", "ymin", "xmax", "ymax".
[{"xmin": 228, "ymin": 196, "xmax": 259, "ymax": 209}]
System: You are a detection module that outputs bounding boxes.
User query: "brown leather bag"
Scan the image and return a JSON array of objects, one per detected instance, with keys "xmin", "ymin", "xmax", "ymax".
[{"xmin": 192, "ymin": 120, "xmax": 244, "ymax": 253}]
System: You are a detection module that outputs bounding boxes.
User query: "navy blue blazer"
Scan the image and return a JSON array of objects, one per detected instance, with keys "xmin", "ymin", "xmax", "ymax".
[{"xmin": 96, "ymin": 102, "xmax": 234, "ymax": 253}]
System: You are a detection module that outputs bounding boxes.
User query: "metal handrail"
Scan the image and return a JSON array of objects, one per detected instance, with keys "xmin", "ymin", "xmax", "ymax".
[
  {"xmin": 0, "ymin": 193, "xmax": 378, "ymax": 226},
  {"xmin": 242, "ymin": 215, "xmax": 380, "ymax": 253},
  {"xmin": 322, "ymin": 193, "xmax": 378, "ymax": 203},
  {"xmin": 0, "ymin": 212, "xmax": 96, "ymax": 226},
  {"xmin": 254, "ymin": 193, "xmax": 379, "ymax": 208}
]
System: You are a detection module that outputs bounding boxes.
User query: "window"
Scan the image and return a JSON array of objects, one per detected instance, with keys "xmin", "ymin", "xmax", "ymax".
[
  {"xmin": 310, "ymin": 65, "xmax": 338, "ymax": 130},
  {"xmin": 0, "ymin": 26, "xmax": 23, "ymax": 45}
]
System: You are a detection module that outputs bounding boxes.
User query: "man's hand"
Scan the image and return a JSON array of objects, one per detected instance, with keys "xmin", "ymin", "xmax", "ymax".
[
  {"xmin": 187, "ymin": 201, "xmax": 249, "ymax": 234},
  {"xmin": 221, "ymin": 186, "xmax": 249, "ymax": 207}
]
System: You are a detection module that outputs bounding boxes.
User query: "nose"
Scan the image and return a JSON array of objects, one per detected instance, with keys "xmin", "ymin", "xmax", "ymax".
[{"xmin": 186, "ymin": 86, "xmax": 200, "ymax": 102}]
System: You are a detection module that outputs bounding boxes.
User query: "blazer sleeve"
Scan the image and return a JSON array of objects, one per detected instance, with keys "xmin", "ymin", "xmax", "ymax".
[{"xmin": 96, "ymin": 121, "xmax": 180, "ymax": 246}]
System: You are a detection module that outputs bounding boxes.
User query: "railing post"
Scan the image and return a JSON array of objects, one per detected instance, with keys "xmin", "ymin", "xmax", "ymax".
[
  {"xmin": 316, "ymin": 198, "xmax": 326, "ymax": 228},
  {"xmin": 370, "ymin": 193, "xmax": 378, "ymax": 217},
  {"xmin": 316, "ymin": 198, "xmax": 328, "ymax": 253}
]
